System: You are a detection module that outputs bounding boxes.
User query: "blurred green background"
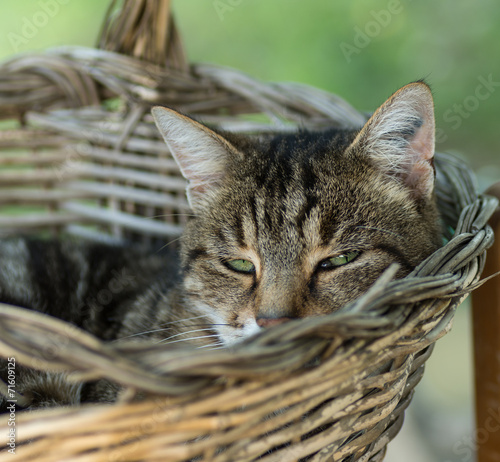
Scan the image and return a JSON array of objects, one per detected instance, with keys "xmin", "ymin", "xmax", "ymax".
[
  {"xmin": 0, "ymin": 0, "xmax": 498, "ymax": 187},
  {"xmin": 0, "ymin": 2, "xmax": 496, "ymax": 458}
]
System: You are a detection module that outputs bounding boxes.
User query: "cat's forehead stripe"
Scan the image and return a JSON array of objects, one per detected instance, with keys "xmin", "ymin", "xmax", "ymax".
[{"xmin": 295, "ymin": 193, "xmax": 319, "ymax": 239}]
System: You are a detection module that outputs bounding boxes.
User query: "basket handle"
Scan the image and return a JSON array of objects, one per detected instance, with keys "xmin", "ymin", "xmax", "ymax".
[{"xmin": 97, "ymin": 0, "xmax": 189, "ymax": 71}]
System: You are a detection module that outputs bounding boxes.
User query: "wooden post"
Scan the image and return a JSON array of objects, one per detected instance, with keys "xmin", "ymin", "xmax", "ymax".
[{"xmin": 472, "ymin": 182, "xmax": 500, "ymax": 462}]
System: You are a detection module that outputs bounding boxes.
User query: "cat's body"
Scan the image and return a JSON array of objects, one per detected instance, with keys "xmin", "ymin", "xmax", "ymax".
[
  {"xmin": 0, "ymin": 82, "xmax": 442, "ymax": 410},
  {"xmin": 0, "ymin": 238, "xmax": 184, "ymax": 342}
]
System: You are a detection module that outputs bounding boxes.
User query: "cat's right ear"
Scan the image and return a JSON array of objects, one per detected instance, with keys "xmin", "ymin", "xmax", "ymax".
[{"xmin": 152, "ymin": 107, "xmax": 241, "ymax": 211}]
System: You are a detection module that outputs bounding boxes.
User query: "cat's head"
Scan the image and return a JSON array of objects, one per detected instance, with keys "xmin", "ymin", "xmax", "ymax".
[{"xmin": 152, "ymin": 82, "xmax": 442, "ymax": 345}]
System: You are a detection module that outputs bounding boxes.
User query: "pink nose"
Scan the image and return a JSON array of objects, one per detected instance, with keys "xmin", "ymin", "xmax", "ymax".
[{"xmin": 256, "ymin": 317, "xmax": 292, "ymax": 328}]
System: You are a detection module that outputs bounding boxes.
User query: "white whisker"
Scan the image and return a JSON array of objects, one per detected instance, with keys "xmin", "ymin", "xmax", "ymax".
[
  {"xmin": 158, "ymin": 314, "xmax": 212, "ymax": 326},
  {"xmin": 197, "ymin": 341, "xmax": 224, "ymax": 349},
  {"xmin": 159, "ymin": 334, "xmax": 220, "ymax": 346},
  {"xmin": 147, "ymin": 213, "xmax": 197, "ymax": 220},
  {"xmin": 157, "ymin": 236, "xmax": 183, "ymax": 251},
  {"xmin": 118, "ymin": 327, "xmax": 172, "ymax": 340},
  {"xmin": 156, "ymin": 328, "xmax": 216, "ymax": 344}
]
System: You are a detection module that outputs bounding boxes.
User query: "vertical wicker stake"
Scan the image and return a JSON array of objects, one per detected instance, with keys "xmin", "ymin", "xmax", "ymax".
[
  {"xmin": 472, "ymin": 182, "xmax": 500, "ymax": 462},
  {"xmin": 98, "ymin": 0, "xmax": 188, "ymax": 71},
  {"xmin": 95, "ymin": 0, "xmax": 189, "ymax": 241}
]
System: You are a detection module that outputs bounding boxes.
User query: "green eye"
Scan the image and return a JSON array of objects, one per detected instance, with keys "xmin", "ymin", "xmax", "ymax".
[
  {"xmin": 319, "ymin": 251, "xmax": 360, "ymax": 270},
  {"xmin": 226, "ymin": 259, "xmax": 255, "ymax": 274}
]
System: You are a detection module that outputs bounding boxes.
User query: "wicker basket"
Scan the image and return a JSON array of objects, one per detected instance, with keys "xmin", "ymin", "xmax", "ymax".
[{"xmin": 0, "ymin": 1, "xmax": 497, "ymax": 461}]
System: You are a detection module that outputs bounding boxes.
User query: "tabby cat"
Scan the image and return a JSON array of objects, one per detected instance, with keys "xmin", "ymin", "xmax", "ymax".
[{"xmin": 0, "ymin": 81, "xmax": 442, "ymax": 409}]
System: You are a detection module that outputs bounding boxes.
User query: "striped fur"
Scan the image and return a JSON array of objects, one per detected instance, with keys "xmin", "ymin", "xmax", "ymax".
[{"xmin": 0, "ymin": 82, "xmax": 442, "ymax": 408}]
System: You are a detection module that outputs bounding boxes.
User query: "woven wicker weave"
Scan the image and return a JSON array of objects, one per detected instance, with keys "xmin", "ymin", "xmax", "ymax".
[{"xmin": 0, "ymin": 1, "xmax": 497, "ymax": 461}]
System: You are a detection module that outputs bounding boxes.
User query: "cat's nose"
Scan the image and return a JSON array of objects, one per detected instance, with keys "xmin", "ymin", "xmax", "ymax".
[{"xmin": 256, "ymin": 317, "xmax": 292, "ymax": 328}]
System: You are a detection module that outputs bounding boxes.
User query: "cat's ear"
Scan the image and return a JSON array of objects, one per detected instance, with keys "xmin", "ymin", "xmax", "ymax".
[
  {"xmin": 348, "ymin": 81, "xmax": 435, "ymax": 199},
  {"xmin": 152, "ymin": 107, "xmax": 240, "ymax": 211}
]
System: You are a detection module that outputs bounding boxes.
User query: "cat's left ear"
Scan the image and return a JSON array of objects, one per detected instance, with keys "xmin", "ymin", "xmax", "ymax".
[
  {"xmin": 152, "ymin": 107, "xmax": 241, "ymax": 211},
  {"xmin": 348, "ymin": 81, "xmax": 435, "ymax": 199}
]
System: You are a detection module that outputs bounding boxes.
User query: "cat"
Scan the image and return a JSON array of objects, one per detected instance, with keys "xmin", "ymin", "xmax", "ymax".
[{"xmin": 0, "ymin": 81, "xmax": 442, "ymax": 409}]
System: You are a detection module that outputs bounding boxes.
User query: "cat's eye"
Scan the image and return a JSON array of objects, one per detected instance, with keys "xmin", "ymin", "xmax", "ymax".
[
  {"xmin": 225, "ymin": 259, "xmax": 256, "ymax": 274},
  {"xmin": 319, "ymin": 250, "xmax": 360, "ymax": 270}
]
